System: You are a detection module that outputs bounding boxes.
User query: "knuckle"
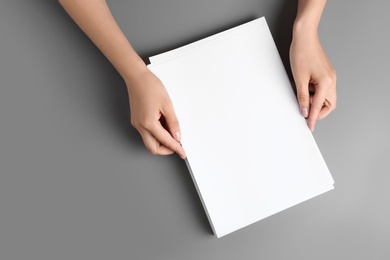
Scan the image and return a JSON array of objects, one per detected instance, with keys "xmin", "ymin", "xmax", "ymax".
[
  {"xmin": 331, "ymin": 67, "xmax": 337, "ymax": 78},
  {"xmin": 148, "ymin": 146, "xmax": 158, "ymax": 155},
  {"xmin": 322, "ymin": 76, "xmax": 334, "ymax": 86},
  {"xmin": 324, "ymin": 71, "xmax": 337, "ymax": 87},
  {"xmin": 130, "ymin": 119, "xmax": 137, "ymax": 128},
  {"xmin": 142, "ymin": 121, "xmax": 154, "ymax": 130},
  {"xmin": 170, "ymin": 121, "xmax": 180, "ymax": 130},
  {"xmin": 136, "ymin": 118, "xmax": 153, "ymax": 130},
  {"xmin": 297, "ymin": 92, "xmax": 309, "ymax": 102}
]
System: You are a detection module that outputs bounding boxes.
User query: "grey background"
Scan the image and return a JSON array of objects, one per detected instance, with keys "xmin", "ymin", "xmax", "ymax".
[{"xmin": 0, "ymin": 0, "xmax": 389, "ymax": 259}]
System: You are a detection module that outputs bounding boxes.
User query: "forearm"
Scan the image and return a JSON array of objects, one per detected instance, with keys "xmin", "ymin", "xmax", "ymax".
[
  {"xmin": 59, "ymin": 0, "xmax": 147, "ymax": 86},
  {"xmin": 294, "ymin": 0, "xmax": 327, "ymax": 37}
]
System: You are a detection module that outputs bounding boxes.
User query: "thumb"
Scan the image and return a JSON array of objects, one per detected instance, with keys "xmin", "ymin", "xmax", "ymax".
[
  {"xmin": 295, "ymin": 79, "xmax": 310, "ymax": 118},
  {"xmin": 162, "ymin": 103, "xmax": 182, "ymax": 142}
]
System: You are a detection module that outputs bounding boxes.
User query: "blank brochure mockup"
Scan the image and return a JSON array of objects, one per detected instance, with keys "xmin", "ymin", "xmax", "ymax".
[{"xmin": 147, "ymin": 17, "xmax": 334, "ymax": 238}]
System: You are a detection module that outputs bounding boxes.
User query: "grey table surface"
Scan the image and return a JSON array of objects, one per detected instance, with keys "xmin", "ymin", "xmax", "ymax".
[{"xmin": 1, "ymin": 1, "xmax": 389, "ymax": 259}]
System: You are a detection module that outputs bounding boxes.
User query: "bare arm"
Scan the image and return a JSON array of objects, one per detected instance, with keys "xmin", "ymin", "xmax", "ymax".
[
  {"xmin": 291, "ymin": 0, "xmax": 337, "ymax": 131},
  {"xmin": 59, "ymin": 0, "xmax": 186, "ymax": 158}
]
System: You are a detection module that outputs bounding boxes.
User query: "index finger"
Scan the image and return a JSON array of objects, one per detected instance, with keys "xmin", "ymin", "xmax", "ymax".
[
  {"xmin": 307, "ymin": 88, "xmax": 327, "ymax": 132},
  {"xmin": 150, "ymin": 123, "xmax": 186, "ymax": 159}
]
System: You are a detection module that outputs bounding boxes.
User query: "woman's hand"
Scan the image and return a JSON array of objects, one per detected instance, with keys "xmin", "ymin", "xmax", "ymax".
[
  {"xmin": 126, "ymin": 68, "xmax": 186, "ymax": 159},
  {"xmin": 290, "ymin": 31, "xmax": 337, "ymax": 132},
  {"xmin": 291, "ymin": 0, "xmax": 337, "ymax": 132},
  {"xmin": 59, "ymin": 0, "xmax": 186, "ymax": 159}
]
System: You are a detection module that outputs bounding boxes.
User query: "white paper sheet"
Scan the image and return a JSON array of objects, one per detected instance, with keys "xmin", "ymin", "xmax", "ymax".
[{"xmin": 148, "ymin": 17, "xmax": 334, "ymax": 238}]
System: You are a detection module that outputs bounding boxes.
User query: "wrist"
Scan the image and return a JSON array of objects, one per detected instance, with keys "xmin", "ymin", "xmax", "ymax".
[
  {"xmin": 294, "ymin": 0, "xmax": 326, "ymax": 39},
  {"xmin": 293, "ymin": 18, "xmax": 319, "ymax": 39},
  {"xmin": 122, "ymin": 58, "xmax": 148, "ymax": 86}
]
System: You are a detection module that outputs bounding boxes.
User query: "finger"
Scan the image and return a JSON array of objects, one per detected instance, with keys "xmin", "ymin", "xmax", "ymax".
[
  {"xmin": 295, "ymin": 78, "xmax": 311, "ymax": 118},
  {"xmin": 317, "ymin": 99, "xmax": 331, "ymax": 120},
  {"xmin": 140, "ymin": 131, "xmax": 175, "ymax": 156},
  {"xmin": 150, "ymin": 123, "xmax": 186, "ymax": 159},
  {"xmin": 307, "ymin": 89, "xmax": 327, "ymax": 132},
  {"xmin": 162, "ymin": 103, "xmax": 182, "ymax": 142}
]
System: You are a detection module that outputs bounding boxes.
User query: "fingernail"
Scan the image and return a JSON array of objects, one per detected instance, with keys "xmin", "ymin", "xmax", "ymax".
[
  {"xmin": 174, "ymin": 131, "xmax": 181, "ymax": 141},
  {"xmin": 301, "ymin": 107, "xmax": 309, "ymax": 118},
  {"xmin": 308, "ymin": 122, "xmax": 315, "ymax": 132},
  {"xmin": 180, "ymin": 149, "xmax": 186, "ymax": 159}
]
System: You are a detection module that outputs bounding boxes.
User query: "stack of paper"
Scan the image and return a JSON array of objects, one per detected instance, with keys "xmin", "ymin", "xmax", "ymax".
[{"xmin": 148, "ymin": 17, "xmax": 334, "ymax": 238}]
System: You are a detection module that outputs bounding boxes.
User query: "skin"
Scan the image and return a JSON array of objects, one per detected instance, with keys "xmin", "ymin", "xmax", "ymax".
[
  {"xmin": 291, "ymin": 0, "xmax": 337, "ymax": 132},
  {"xmin": 59, "ymin": 0, "xmax": 336, "ymax": 158}
]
